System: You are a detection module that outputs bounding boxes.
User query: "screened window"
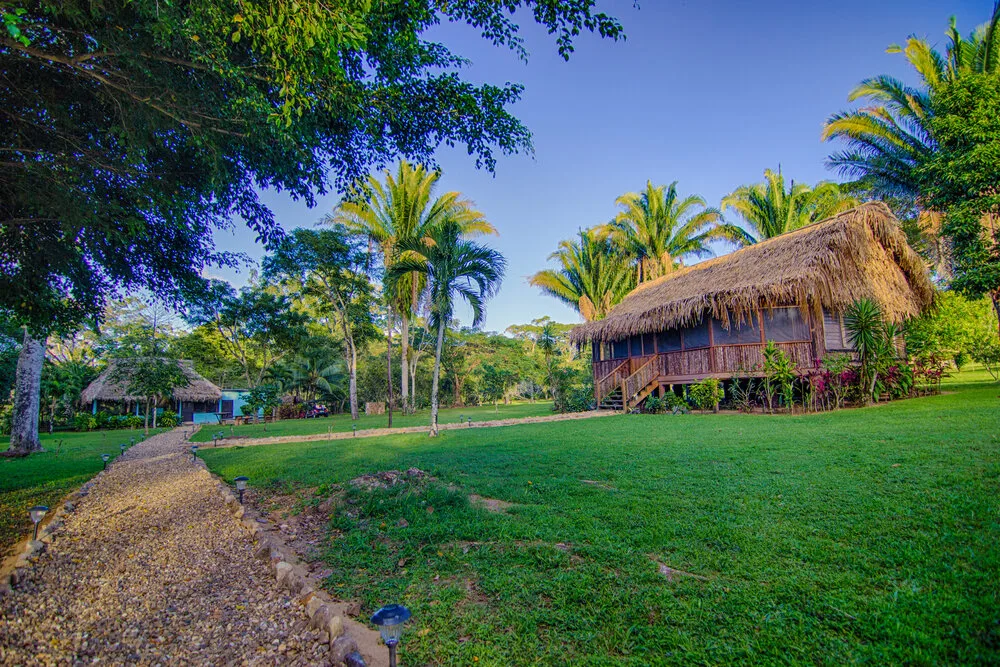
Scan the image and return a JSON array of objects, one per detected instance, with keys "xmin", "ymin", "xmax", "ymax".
[
  {"xmin": 823, "ymin": 310, "xmax": 850, "ymax": 350},
  {"xmin": 682, "ymin": 319, "xmax": 711, "ymax": 349},
  {"xmin": 630, "ymin": 335, "xmax": 643, "ymax": 357},
  {"xmin": 712, "ymin": 315, "xmax": 761, "ymax": 345},
  {"xmin": 763, "ymin": 307, "xmax": 811, "ymax": 342},
  {"xmin": 657, "ymin": 329, "xmax": 682, "ymax": 352},
  {"xmin": 611, "ymin": 339, "xmax": 629, "ymax": 359},
  {"xmin": 642, "ymin": 333, "xmax": 655, "ymax": 355}
]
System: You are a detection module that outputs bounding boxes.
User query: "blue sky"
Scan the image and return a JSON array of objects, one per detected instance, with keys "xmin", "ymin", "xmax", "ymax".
[{"xmin": 211, "ymin": 0, "xmax": 987, "ymax": 332}]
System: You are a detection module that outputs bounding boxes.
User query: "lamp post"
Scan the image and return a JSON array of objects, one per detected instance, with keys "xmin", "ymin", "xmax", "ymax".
[
  {"xmin": 371, "ymin": 604, "xmax": 411, "ymax": 667},
  {"xmin": 234, "ymin": 476, "xmax": 248, "ymax": 504},
  {"xmin": 28, "ymin": 506, "xmax": 48, "ymax": 541},
  {"xmin": 101, "ymin": 453, "xmax": 110, "ymax": 470}
]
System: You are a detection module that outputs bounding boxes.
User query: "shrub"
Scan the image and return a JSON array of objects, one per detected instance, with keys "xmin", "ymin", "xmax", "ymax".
[
  {"xmin": 94, "ymin": 410, "xmax": 113, "ymax": 430},
  {"xmin": 970, "ymin": 330, "xmax": 1000, "ymax": 382},
  {"xmin": 690, "ymin": 378, "xmax": 723, "ymax": 413},
  {"xmin": 561, "ymin": 386, "xmax": 594, "ymax": 413},
  {"xmin": 643, "ymin": 395, "xmax": 665, "ymax": 414},
  {"xmin": 762, "ymin": 341, "xmax": 796, "ymax": 413},
  {"xmin": 662, "ymin": 392, "xmax": 688, "ymax": 413},
  {"xmin": 125, "ymin": 415, "xmax": 144, "ymax": 429},
  {"xmin": 74, "ymin": 413, "xmax": 97, "ymax": 431},
  {"xmin": 277, "ymin": 404, "xmax": 302, "ymax": 420},
  {"xmin": 159, "ymin": 410, "xmax": 179, "ymax": 428}
]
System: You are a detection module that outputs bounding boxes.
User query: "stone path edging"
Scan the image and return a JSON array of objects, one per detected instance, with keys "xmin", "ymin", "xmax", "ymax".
[
  {"xmin": 194, "ymin": 455, "xmax": 383, "ymax": 666},
  {"xmin": 211, "ymin": 409, "xmax": 618, "ymax": 450}
]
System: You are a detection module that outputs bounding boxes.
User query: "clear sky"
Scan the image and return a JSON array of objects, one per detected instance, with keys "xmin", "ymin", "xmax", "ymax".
[{"xmin": 210, "ymin": 0, "xmax": 988, "ymax": 332}]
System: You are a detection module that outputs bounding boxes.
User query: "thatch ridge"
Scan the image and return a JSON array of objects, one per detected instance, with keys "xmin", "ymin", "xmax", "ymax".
[
  {"xmin": 570, "ymin": 202, "xmax": 934, "ymax": 343},
  {"xmin": 81, "ymin": 358, "xmax": 222, "ymax": 404}
]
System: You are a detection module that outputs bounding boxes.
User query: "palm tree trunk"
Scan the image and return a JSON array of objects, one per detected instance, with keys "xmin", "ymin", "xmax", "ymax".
[
  {"xmin": 348, "ymin": 340, "xmax": 359, "ymax": 421},
  {"xmin": 429, "ymin": 316, "xmax": 446, "ymax": 437},
  {"xmin": 385, "ymin": 306, "xmax": 394, "ymax": 428},
  {"xmin": 400, "ymin": 311, "xmax": 410, "ymax": 413},
  {"xmin": 8, "ymin": 331, "xmax": 44, "ymax": 455}
]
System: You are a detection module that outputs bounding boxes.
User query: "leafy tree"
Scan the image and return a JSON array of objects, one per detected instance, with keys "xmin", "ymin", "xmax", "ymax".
[
  {"xmin": 185, "ymin": 281, "xmax": 308, "ymax": 388},
  {"xmin": 918, "ymin": 72, "xmax": 1000, "ymax": 334},
  {"xmin": 721, "ymin": 169, "xmax": 858, "ymax": 243},
  {"xmin": 905, "ymin": 292, "xmax": 999, "ymax": 363},
  {"xmin": 1, "ymin": 1, "xmax": 625, "ymax": 335},
  {"xmin": 389, "ymin": 221, "xmax": 505, "ymax": 435},
  {"xmin": 601, "ymin": 181, "xmax": 748, "ymax": 282},
  {"xmin": 530, "ymin": 228, "xmax": 636, "ymax": 321},
  {"xmin": 822, "ymin": 5, "xmax": 1000, "ymax": 206},
  {"xmin": 241, "ymin": 384, "xmax": 282, "ymax": 429},
  {"xmin": 264, "ymin": 227, "xmax": 379, "ymax": 418},
  {"xmin": 480, "ymin": 363, "xmax": 519, "ymax": 413}
]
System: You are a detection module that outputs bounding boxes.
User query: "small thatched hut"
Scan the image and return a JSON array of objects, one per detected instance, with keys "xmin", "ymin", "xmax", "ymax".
[
  {"xmin": 570, "ymin": 203, "xmax": 935, "ymax": 409},
  {"xmin": 81, "ymin": 359, "xmax": 223, "ymax": 422}
]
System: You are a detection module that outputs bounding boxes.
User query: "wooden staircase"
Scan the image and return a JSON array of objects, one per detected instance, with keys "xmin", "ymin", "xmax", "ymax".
[{"xmin": 595, "ymin": 356, "xmax": 660, "ymax": 412}]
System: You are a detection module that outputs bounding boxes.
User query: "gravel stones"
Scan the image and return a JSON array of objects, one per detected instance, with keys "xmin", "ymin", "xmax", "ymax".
[{"xmin": 0, "ymin": 429, "xmax": 327, "ymax": 666}]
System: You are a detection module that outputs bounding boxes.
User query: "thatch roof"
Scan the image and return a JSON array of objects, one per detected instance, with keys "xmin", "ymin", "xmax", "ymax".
[
  {"xmin": 571, "ymin": 203, "xmax": 935, "ymax": 343},
  {"xmin": 81, "ymin": 359, "xmax": 222, "ymax": 404}
]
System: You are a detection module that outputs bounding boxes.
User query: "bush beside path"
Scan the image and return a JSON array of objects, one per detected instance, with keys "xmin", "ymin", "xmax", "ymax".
[{"xmin": 0, "ymin": 429, "xmax": 333, "ymax": 665}]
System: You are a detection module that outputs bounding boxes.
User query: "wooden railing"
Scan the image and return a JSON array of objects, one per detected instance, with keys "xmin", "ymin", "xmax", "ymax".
[
  {"xmin": 594, "ymin": 341, "xmax": 818, "ymax": 390},
  {"xmin": 621, "ymin": 356, "xmax": 659, "ymax": 411},
  {"xmin": 595, "ymin": 360, "xmax": 629, "ymax": 405}
]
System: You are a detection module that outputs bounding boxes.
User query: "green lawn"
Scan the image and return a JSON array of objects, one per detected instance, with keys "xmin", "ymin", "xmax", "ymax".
[
  {"xmin": 200, "ymin": 370, "xmax": 1000, "ymax": 665},
  {"xmin": 190, "ymin": 400, "xmax": 556, "ymax": 443},
  {"xmin": 0, "ymin": 429, "xmax": 164, "ymax": 556}
]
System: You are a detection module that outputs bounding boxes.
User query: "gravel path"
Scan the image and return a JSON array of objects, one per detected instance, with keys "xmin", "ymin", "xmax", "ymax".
[{"xmin": 0, "ymin": 428, "xmax": 331, "ymax": 666}]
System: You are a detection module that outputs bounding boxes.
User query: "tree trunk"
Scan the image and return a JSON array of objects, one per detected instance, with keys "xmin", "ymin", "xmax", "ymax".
[
  {"xmin": 992, "ymin": 289, "xmax": 1000, "ymax": 338},
  {"xmin": 49, "ymin": 397, "xmax": 57, "ymax": 434},
  {"xmin": 152, "ymin": 399, "xmax": 158, "ymax": 429},
  {"xmin": 348, "ymin": 341, "xmax": 359, "ymax": 421},
  {"xmin": 144, "ymin": 397, "xmax": 151, "ymax": 434},
  {"xmin": 8, "ymin": 331, "xmax": 44, "ymax": 455},
  {"xmin": 429, "ymin": 316, "xmax": 446, "ymax": 436},
  {"xmin": 400, "ymin": 311, "xmax": 410, "ymax": 413},
  {"xmin": 385, "ymin": 307, "xmax": 394, "ymax": 428}
]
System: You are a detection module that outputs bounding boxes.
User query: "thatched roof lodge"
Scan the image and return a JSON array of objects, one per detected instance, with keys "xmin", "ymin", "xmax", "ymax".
[
  {"xmin": 571, "ymin": 203, "xmax": 935, "ymax": 410},
  {"xmin": 82, "ymin": 359, "xmax": 223, "ymax": 422}
]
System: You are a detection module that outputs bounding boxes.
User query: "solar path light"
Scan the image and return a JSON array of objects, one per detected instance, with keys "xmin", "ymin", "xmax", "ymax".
[
  {"xmin": 467, "ymin": 417, "xmax": 472, "ymax": 427},
  {"xmin": 101, "ymin": 453, "xmax": 110, "ymax": 470},
  {"xmin": 120, "ymin": 442, "xmax": 126, "ymax": 455},
  {"xmin": 371, "ymin": 604, "xmax": 411, "ymax": 667},
  {"xmin": 353, "ymin": 423, "xmax": 357, "ymax": 437},
  {"xmin": 234, "ymin": 476, "xmax": 248, "ymax": 504},
  {"xmin": 190, "ymin": 444, "xmax": 199, "ymax": 461},
  {"xmin": 130, "ymin": 437, "xmax": 135, "ymax": 446},
  {"xmin": 29, "ymin": 506, "xmax": 48, "ymax": 541}
]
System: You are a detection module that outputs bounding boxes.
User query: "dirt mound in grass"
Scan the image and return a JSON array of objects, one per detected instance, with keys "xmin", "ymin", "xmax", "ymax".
[{"xmin": 348, "ymin": 468, "xmax": 433, "ymax": 491}]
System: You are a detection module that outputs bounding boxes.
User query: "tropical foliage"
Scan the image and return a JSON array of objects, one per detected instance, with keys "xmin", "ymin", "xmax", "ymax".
[
  {"xmin": 600, "ymin": 181, "xmax": 749, "ymax": 281},
  {"xmin": 721, "ymin": 169, "xmax": 858, "ymax": 243},
  {"xmin": 530, "ymin": 229, "xmax": 636, "ymax": 321}
]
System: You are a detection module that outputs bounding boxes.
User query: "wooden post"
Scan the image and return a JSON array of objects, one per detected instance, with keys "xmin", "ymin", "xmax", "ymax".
[{"xmin": 621, "ymin": 379, "xmax": 628, "ymax": 412}]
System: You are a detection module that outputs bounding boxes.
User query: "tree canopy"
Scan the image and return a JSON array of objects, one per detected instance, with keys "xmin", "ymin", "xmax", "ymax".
[{"xmin": 0, "ymin": 0, "xmax": 625, "ymax": 335}]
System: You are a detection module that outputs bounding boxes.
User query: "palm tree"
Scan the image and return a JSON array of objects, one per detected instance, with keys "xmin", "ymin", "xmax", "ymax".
[
  {"xmin": 601, "ymin": 181, "xmax": 750, "ymax": 282},
  {"xmin": 822, "ymin": 5, "xmax": 1000, "ymax": 202},
  {"xmin": 530, "ymin": 228, "xmax": 636, "ymax": 321},
  {"xmin": 721, "ymin": 168, "xmax": 858, "ymax": 243},
  {"xmin": 389, "ymin": 220, "xmax": 505, "ymax": 436},
  {"xmin": 328, "ymin": 160, "xmax": 494, "ymax": 420},
  {"xmin": 288, "ymin": 354, "xmax": 344, "ymax": 404}
]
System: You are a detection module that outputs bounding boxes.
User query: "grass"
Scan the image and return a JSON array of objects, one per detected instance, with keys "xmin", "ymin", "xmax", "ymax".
[
  {"xmin": 199, "ymin": 369, "xmax": 1000, "ymax": 665},
  {"xmin": 190, "ymin": 400, "xmax": 556, "ymax": 443},
  {"xmin": 0, "ymin": 428, "xmax": 164, "ymax": 556}
]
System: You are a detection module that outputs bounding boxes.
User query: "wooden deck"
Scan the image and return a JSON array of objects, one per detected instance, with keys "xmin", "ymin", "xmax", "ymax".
[{"xmin": 593, "ymin": 341, "xmax": 816, "ymax": 408}]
